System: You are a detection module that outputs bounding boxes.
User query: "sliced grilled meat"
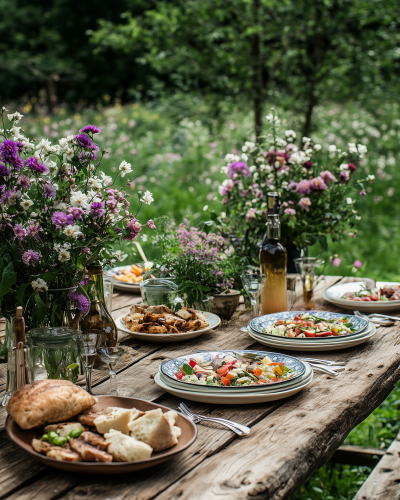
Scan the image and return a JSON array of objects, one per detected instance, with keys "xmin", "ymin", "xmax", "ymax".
[{"xmin": 70, "ymin": 438, "xmax": 113, "ymax": 462}]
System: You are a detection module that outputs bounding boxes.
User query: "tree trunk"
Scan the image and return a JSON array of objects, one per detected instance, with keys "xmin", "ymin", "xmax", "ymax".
[
  {"xmin": 303, "ymin": 89, "xmax": 316, "ymax": 138},
  {"xmin": 47, "ymin": 75, "xmax": 58, "ymax": 114},
  {"xmin": 251, "ymin": 0, "xmax": 263, "ymax": 140}
]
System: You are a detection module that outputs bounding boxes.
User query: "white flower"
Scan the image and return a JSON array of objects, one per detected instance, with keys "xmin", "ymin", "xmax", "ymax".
[
  {"xmin": 36, "ymin": 138, "xmax": 52, "ymax": 151},
  {"xmin": 100, "ymin": 171, "xmax": 113, "ymax": 186},
  {"xmin": 276, "ymin": 137, "xmax": 287, "ymax": 147},
  {"xmin": 285, "ymin": 130, "xmax": 297, "ymax": 141},
  {"xmin": 220, "ymin": 166, "xmax": 228, "ymax": 174},
  {"xmin": 305, "ymin": 149, "xmax": 313, "ymax": 155},
  {"xmin": 140, "ymin": 190, "xmax": 154, "ymax": 205},
  {"xmin": 220, "ymin": 212, "xmax": 226, "ymax": 218},
  {"xmin": 144, "ymin": 261, "xmax": 153, "ymax": 271},
  {"xmin": 339, "ymin": 163, "xmax": 349, "ymax": 171},
  {"xmin": 253, "ymin": 172, "xmax": 259, "ymax": 180},
  {"xmin": 70, "ymin": 191, "xmax": 88, "ymax": 209},
  {"xmin": 63, "ymin": 148, "xmax": 74, "ymax": 162},
  {"xmin": 302, "ymin": 136, "xmax": 311, "ymax": 143},
  {"xmin": 141, "ymin": 234, "xmax": 148, "ymax": 242},
  {"xmin": 9, "ymin": 126, "xmax": 23, "ymax": 141},
  {"xmin": 7, "ymin": 190, "xmax": 22, "ymax": 206},
  {"xmin": 203, "ymin": 205, "xmax": 208, "ymax": 211},
  {"xmin": 346, "ymin": 197, "xmax": 353, "ymax": 204},
  {"xmin": 260, "ymin": 164, "xmax": 273, "ymax": 173},
  {"xmin": 367, "ymin": 174, "xmax": 375, "ymax": 181},
  {"xmin": 53, "ymin": 200, "xmax": 68, "ymax": 211},
  {"xmin": 44, "ymin": 159, "xmax": 58, "ymax": 176},
  {"xmin": 112, "ymin": 250, "xmax": 128, "ymax": 262},
  {"xmin": 314, "ymin": 144, "xmax": 322, "ymax": 151},
  {"xmin": 328, "ymin": 145, "xmax": 337, "ymax": 153},
  {"xmin": 269, "ymin": 185, "xmax": 275, "ymax": 190},
  {"xmin": 88, "ymin": 177, "xmax": 102, "ymax": 192},
  {"xmin": 249, "ymin": 165, "xmax": 257, "ymax": 173},
  {"xmin": 32, "ymin": 278, "xmax": 48, "ymax": 292},
  {"xmin": 358, "ymin": 144, "xmax": 368, "ymax": 156},
  {"xmin": 281, "ymin": 181, "xmax": 288, "ymax": 189},
  {"xmin": 20, "ymin": 137, "xmax": 34, "ymax": 150},
  {"xmin": 7, "ymin": 112, "xmax": 23, "ymax": 124},
  {"xmin": 256, "ymin": 156, "xmax": 265, "ymax": 163},
  {"xmin": 289, "ymin": 151, "xmax": 311, "ymax": 165},
  {"xmin": 241, "ymin": 153, "xmax": 248, "ymax": 162},
  {"xmin": 348, "ymin": 143, "xmax": 358, "ymax": 154},
  {"xmin": 20, "ymin": 199, "xmax": 33, "ymax": 211},
  {"xmin": 224, "ymin": 154, "xmax": 240, "ymax": 162},
  {"xmin": 242, "ymin": 141, "xmax": 255, "ymax": 153},
  {"xmin": 58, "ymin": 248, "xmax": 71, "ymax": 262},
  {"xmin": 58, "ymin": 137, "xmax": 69, "ymax": 150},
  {"xmin": 277, "ymin": 169, "xmax": 288, "ymax": 177},
  {"xmin": 30, "ymin": 212, "xmax": 38, "ymax": 218},
  {"xmin": 63, "ymin": 224, "xmax": 82, "ymax": 239},
  {"xmin": 266, "ymin": 112, "xmax": 281, "ymax": 126},
  {"xmin": 119, "ymin": 160, "xmax": 132, "ymax": 177}
]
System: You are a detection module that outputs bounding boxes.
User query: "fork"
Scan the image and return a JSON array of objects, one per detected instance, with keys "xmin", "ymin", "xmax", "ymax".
[{"xmin": 178, "ymin": 403, "xmax": 251, "ymax": 436}]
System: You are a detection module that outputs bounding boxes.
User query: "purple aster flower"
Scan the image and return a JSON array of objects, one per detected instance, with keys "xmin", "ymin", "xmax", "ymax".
[
  {"xmin": 22, "ymin": 249, "xmax": 40, "ymax": 266},
  {"xmin": 288, "ymin": 180, "xmax": 297, "ymax": 190},
  {"xmin": 348, "ymin": 163, "xmax": 357, "ymax": 173},
  {"xmin": 309, "ymin": 177, "xmax": 328, "ymax": 190},
  {"xmin": 15, "ymin": 141, "xmax": 25, "ymax": 153},
  {"xmin": 79, "ymin": 124, "xmax": 100, "ymax": 134},
  {"xmin": 240, "ymin": 189, "xmax": 249, "ymax": 197},
  {"xmin": 75, "ymin": 133, "xmax": 98, "ymax": 151},
  {"xmin": 17, "ymin": 175, "xmax": 30, "ymax": 189},
  {"xmin": 68, "ymin": 207, "xmax": 85, "ymax": 221},
  {"xmin": 147, "ymin": 219, "xmax": 156, "ymax": 229},
  {"xmin": 0, "ymin": 188, "xmax": 19, "ymax": 205},
  {"xmin": 67, "ymin": 291, "xmax": 89, "ymax": 312},
  {"xmin": 27, "ymin": 222, "xmax": 42, "ymax": 241},
  {"xmin": 9, "ymin": 155, "xmax": 24, "ymax": 170},
  {"xmin": 320, "ymin": 170, "xmax": 336, "ymax": 185},
  {"xmin": 296, "ymin": 179, "xmax": 311, "ymax": 195},
  {"xmin": 0, "ymin": 139, "xmax": 18, "ymax": 164},
  {"xmin": 43, "ymin": 183, "xmax": 57, "ymax": 199},
  {"xmin": 227, "ymin": 162, "xmax": 250, "ymax": 180},
  {"xmin": 90, "ymin": 202, "xmax": 105, "ymax": 218},
  {"xmin": 51, "ymin": 211, "xmax": 74, "ymax": 228},
  {"xmin": 359, "ymin": 189, "xmax": 367, "ymax": 196},
  {"xmin": 0, "ymin": 164, "xmax": 11, "ymax": 177},
  {"xmin": 14, "ymin": 224, "xmax": 27, "ymax": 240},
  {"xmin": 26, "ymin": 157, "xmax": 49, "ymax": 174},
  {"xmin": 80, "ymin": 277, "xmax": 89, "ymax": 285}
]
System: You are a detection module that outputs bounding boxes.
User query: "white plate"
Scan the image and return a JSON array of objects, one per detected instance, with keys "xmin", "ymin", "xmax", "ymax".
[
  {"xmin": 247, "ymin": 324, "xmax": 377, "ymax": 351},
  {"xmin": 158, "ymin": 362, "xmax": 312, "ymax": 394},
  {"xmin": 251, "ymin": 321, "xmax": 374, "ymax": 344},
  {"xmin": 154, "ymin": 369, "xmax": 313, "ymax": 404},
  {"xmin": 323, "ymin": 281, "xmax": 400, "ymax": 313},
  {"xmin": 115, "ymin": 311, "xmax": 221, "ymax": 342},
  {"xmin": 112, "ymin": 265, "xmax": 142, "ymax": 293}
]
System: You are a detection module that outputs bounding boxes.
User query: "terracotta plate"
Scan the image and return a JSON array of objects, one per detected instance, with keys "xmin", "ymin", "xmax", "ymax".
[{"xmin": 6, "ymin": 396, "xmax": 197, "ymax": 474}]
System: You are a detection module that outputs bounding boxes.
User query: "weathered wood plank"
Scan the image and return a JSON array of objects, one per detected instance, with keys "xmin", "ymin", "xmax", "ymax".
[
  {"xmin": 354, "ymin": 432, "xmax": 400, "ymax": 500},
  {"xmin": 331, "ymin": 445, "xmax": 385, "ymax": 468}
]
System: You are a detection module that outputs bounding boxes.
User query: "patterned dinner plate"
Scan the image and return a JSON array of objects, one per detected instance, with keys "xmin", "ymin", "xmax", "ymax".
[
  {"xmin": 160, "ymin": 350, "xmax": 306, "ymax": 390},
  {"xmin": 250, "ymin": 311, "xmax": 369, "ymax": 339}
]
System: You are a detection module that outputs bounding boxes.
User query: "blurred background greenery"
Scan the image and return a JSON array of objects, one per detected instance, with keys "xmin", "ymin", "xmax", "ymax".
[{"xmin": 2, "ymin": 0, "xmax": 400, "ymax": 497}]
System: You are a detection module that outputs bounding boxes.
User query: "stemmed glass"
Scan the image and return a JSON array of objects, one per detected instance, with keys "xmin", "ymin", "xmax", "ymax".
[
  {"xmin": 79, "ymin": 333, "xmax": 98, "ymax": 395},
  {"xmin": 96, "ymin": 347, "xmax": 130, "ymax": 395},
  {"xmin": 240, "ymin": 273, "xmax": 266, "ymax": 331},
  {"xmin": 294, "ymin": 257, "xmax": 325, "ymax": 310}
]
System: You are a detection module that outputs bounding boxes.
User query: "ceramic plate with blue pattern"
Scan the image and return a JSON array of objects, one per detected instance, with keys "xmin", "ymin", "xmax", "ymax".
[
  {"xmin": 250, "ymin": 311, "xmax": 369, "ymax": 339},
  {"xmin": 160, "ymin": 350, "xmax": 306, "ymax": 390}
]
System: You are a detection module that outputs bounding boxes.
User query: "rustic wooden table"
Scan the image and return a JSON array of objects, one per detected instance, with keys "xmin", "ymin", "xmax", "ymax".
[{"xmin": 0, "ymin": 275, "xmax": 399, "ymax": 500}]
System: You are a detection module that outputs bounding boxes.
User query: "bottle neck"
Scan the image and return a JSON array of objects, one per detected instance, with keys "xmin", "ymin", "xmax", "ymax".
[
  {"xmin": 266, "ymin": 214, "xmax": 281, "ymax": 241},
  {"xmin": 87, "ymin": 268, "xmax": 105, "ymax": 302}
]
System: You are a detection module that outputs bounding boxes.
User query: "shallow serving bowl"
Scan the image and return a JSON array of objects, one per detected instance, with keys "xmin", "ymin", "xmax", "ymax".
[
  {"xmin": 249, "ymin": 311, "xmax": 369, "ymax": 340},
  {"xmin": 6, "ymin": 396, "xmax": 197, "ymax": 474},
  {"xmin": 115, "ymin": 311, "xmax": 221, "ymax": 342},
  {"xmin": 111, "ymin": 264, "xmax": 143, "ymax": 293},
  {"xmin": 161, "ymin": 350, "xmax": 306, "ymax": 391},
  {"xmin": 323, "ymin": 281, "xmax": 400, "ymax": 313}
]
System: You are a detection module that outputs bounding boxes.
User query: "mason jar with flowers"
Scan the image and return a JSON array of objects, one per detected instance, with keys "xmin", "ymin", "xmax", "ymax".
[{"xmin": 215, "ymin": 109, "xmax": 374, "ymax": 270}]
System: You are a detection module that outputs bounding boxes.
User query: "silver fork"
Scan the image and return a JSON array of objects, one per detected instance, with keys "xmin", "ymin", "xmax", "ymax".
[{"xmin": 179, "ymin": 403, "xmax": 251, "ymax": 436}]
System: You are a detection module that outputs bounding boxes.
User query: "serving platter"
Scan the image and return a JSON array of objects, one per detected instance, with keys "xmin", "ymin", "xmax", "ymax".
[
  {"xmin": 115, "ymin": 311, "xmax": 221, "ymax": 342},
  {"xmin": 161, "ymin": 350, "xmax": 306, "ymax": 391},
  {"xmin": 159, "ymin": 362, "xmax": 312, "ymax": 394},
  {"xmin": 323, "ymin": 281, "xmax": 400, "ymax": 313},
  {"xmin": 111, "ymin": 264, "xmax": 142, "ymax": 293},
  {"xmin": 154, "ymin": 368, "xmax": 313, "ymax": 404},
  {"xmin": 247, "ymin": 323, "xmax": 377, "ymax": 351},
  {"xmin": 250, "ymin": 311, "xmax": 369, "ymax": 339},
  {"xmin": 5, "ymin": 396, "xmax": 197, "ymax": 474}
]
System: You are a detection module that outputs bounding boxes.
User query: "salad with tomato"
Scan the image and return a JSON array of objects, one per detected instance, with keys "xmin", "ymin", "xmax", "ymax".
[
  {"xmin": 174, "ymin": 352, "xmax": 295, "ymax": 387},
  {"xmin": 262, "ymin": 313, "xmax": 356, "ymax": 338}
]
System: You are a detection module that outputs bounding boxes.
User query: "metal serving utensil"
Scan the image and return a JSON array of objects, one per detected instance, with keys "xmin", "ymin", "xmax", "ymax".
[{"xmin": 354, "ymin": 310, "xmax": 395, "ymax": 326}]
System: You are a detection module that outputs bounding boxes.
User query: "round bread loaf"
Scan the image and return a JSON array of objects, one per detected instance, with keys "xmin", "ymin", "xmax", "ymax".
[{"xmin": 6, "ymin": 380, "xmax": 97, "ymax": 429}]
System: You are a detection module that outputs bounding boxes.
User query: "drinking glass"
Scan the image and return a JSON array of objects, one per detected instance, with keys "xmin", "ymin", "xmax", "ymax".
[
  {"xmin": 103, "ymin": 270, "xmax": 114, "ymax": 313},
  {"xmin": 240, "ymin": 274, "xmax": 266, "ymax": 331},
  {"xmin": 294, "ymin": 258, "xmax": 325, "ymax": 310},
  {"xmin": 79, "ymin": 333, "xmax": 98, "ymax": 395},
  {"xmin": 287, "ymin": 276, "xmax": 298, "ymax": 311},
  {"xmin": 96, "ymin": 347, "xmax": 130, "ymax": 395}
]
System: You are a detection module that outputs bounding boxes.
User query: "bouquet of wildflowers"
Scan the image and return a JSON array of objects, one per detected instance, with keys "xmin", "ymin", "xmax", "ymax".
[
  {"xmin": 152, "ymin": 217, "xmax": 235, "ymax": 306},
  {"xmin": 216, "ymin": 109, "xmax": 374, "ymax": 258},
  {"xmin": 0, "ymin": 107, "xmax": 155, "ymax": 329}
]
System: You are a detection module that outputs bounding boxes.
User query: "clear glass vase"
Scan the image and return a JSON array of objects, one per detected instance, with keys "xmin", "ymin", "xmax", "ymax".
[{"xmin": 140, "ymin": 278, "xmax": 183, "ymax": 311}]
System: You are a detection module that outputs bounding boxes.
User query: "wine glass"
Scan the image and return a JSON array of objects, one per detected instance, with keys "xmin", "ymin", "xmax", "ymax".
[
  {"xmin": 79, "ymin": 333, "xmax": 98, "ymax": 395},
  {"xmin": 287, "ymin": 276, "xmax": 298, "ymax": 311},
  {"xmin": 240, "ymin": 273, "xmax": 266, "ymax": 331},
  {"xmin": 294, "ymin": 258, "xmax": 325, "ymax": 310},
  {"xmin": 96, "ymin": 347, "xmax": 130, "ymax": 395}
]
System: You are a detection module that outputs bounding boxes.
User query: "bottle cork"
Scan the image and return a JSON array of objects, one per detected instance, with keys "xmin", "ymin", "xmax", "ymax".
[{"xmin": 14, "ymin": 306, "xmax": 26, "ymax": 345}]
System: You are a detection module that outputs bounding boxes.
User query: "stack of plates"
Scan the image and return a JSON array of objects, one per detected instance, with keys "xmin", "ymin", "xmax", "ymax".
[
  {"xmin": 154, "ymin": 350, "xmax": 313, "ymax": 404},
  {"xmin": 323, "ymin": 281, "xmax": 400, "ymax": 313},
  {"xmin": 247, "ymin": 311, "xmax": 377, "ymax": 351}
]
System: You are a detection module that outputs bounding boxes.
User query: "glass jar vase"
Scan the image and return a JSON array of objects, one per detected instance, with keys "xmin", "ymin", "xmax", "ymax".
[
  {"xmin": 140, "ymin": 278, "xmax": 183, "ymax": 311},
  {"xmin": 27, "ymin": 327, "xmax": 82, "ymax": 383}
]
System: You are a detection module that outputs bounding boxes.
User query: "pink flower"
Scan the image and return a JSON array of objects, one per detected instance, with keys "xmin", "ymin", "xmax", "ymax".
[
  {"xmin": 218, "ymin": 179, "xmax": 235, "ymax": 196},
  {"xmin": 348, "ymin": 163, "xmax": 357, "ymax": 173},
  {"xmin": 320, "ymin": 170, "xmax": 336, "ymax": 185},
  {"xmin": 284, "ymin": 208, "xmax": 296, "ymax": 216},
  {"xmin": 147, "ymin": 219, "xmax": 156, "ymax": 229},
  {"xmin": 298, "ymin": 197, "xmax": 312, "ymax": 212},
  {"xmin": 339, "ymin": 171, "xmax": 349, "ymax": 184},
  {"xmin": 22, "ymin": 249, "xmax": 40, "ymax": 266},
  {"xmin": 288, "ymin": 180, "xmax": 298, "ymax": 190},
  {"xmin": 82, "ymin": 247, "xmax": 89, "ymax": 253},
  {"xmin": 296, "ymin": 180, "xmax": 311, "ymax": 195},
  {"xmin": 222, "ymin": 196, "xmax": 229, "ymax": 205},
  {"xmin": 246, "ymin": 208, "xmax": 257, "ymax": 222},
  {"xmin": 332, "ymin": 258, "xmax": 341, "ymax": 267},
  {"xmin": 354, "ymin": 260, "xmax": 362, "ymax": 269},
  {"xmin": 310, "ymin": 177, "xmax": 328, "ymax": 190},
  {"xmin": 281, "ymin": 202, "xmax": 288, "ymax": 208},
  {"xmin": 359, "ymin": 190, "xmax": 367, "ymax": 196}
]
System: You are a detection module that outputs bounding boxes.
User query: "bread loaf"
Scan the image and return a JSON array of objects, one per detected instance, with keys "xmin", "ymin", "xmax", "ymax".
[
  {"xmin": 7, "ymin": 380, "xmax": 97, "ymax": 430},
  {"xmin": 128, "ymin": 409, "xmax": 180, "ymax": 452}
]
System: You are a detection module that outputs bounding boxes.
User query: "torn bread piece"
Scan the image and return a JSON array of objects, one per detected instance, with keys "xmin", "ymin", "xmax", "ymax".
[
  {"xmin": 127, "ymin": 408, "xmax": 180, "ymax": 452},
  {"xmin": 94, "ymin": 407, "xmax": 144, "ymax": 435},
  {"xmin": 104, "ymin": 429, "xmax": 153, "ymax": 462},
  {"xmin": 44, "ymin": 422, "xmax": 85, "ymax": 437}
]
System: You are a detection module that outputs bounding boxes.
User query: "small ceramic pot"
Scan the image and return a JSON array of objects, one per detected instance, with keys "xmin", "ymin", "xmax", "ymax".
[{"xmin": 211, "ymin": 290, "xmax": 241, "ymax": 320}]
